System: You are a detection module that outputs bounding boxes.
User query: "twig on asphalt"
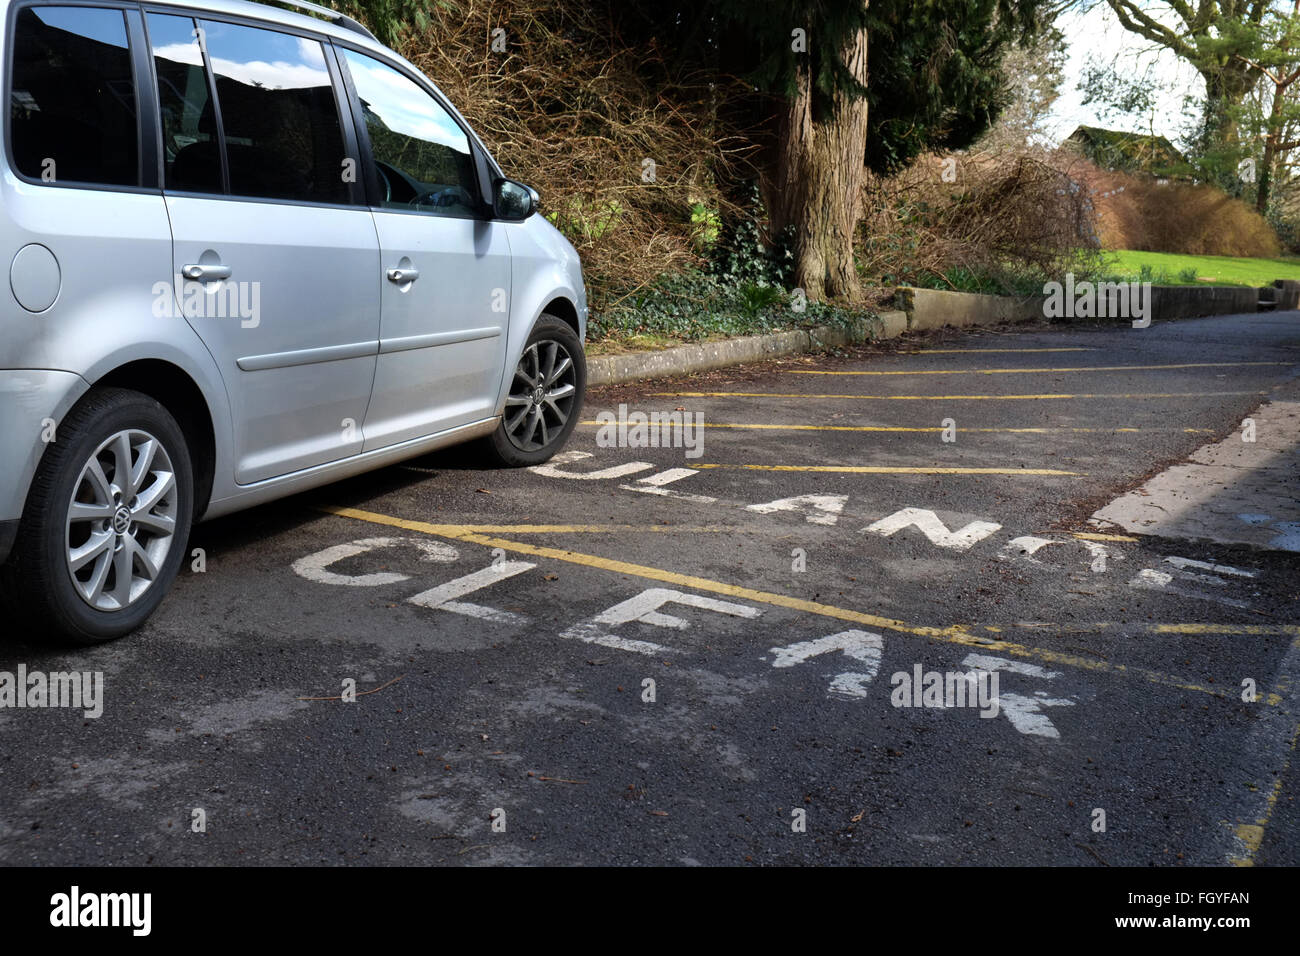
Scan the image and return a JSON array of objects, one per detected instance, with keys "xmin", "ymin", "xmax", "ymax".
[
  {"xmin": 529, "ymin": 773, "xmax": 588, "ymax": 784},
  {"xmin": 296, "ymin": 675, "xmax": 405, "ymax": 701},
  {"xmin": 1075, "ymin": 842, "xmax": 1110, "ymax": 866}
]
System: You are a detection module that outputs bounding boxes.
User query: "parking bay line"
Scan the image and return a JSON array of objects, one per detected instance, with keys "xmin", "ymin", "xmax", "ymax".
[
  {"xmin": 690, "ymin": 463, "xmax": 1082, "ymax": 476},
  {"xmin": 900, "ymin": 348, "xmax": 1099, "ymax": 354},
  {"xmin": 1221, "ymin": 634, "xmax": 1300, "ymax": 866},
  {"xmin": 577, "ymin": 422, "xmax": 1215, "ymax": 435},
  {"xmin": 1012, "ymin": 621, "xmax": 1300, "ymax": 638},
  {"xmin": 321, "ymin": 505, "xmax": 1246, "ymax": 700},
  {"xmin": 788, "ymin": 361, "xmax": 1293, "ymax": 376},
  {"xmin": 652, "ymin": 390, "xmax": 1266, "ymax": 401},
  {"xmin": 299, "ymin": 522, "xmax": 731, "ymax": 534}
]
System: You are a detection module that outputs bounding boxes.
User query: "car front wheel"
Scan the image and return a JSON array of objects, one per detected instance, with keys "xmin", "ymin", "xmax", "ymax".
[{"xmin": 483, "ymin": 315, "xmax": 586, "ymax": 466}]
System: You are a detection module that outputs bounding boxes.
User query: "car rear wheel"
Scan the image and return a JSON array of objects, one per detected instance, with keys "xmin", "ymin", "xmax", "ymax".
[
  {"xmin": 4, "ymin": 387, "xmax": 193, "ymax": 645},
  {"xmin": 482, "ymin": 315, "xmax": 586, "ymax": 466}
]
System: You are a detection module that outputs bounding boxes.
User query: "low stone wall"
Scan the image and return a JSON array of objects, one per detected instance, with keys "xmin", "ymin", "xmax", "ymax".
[
  {"xmin": 1147, "ymin": 285, "xmax": 1259, "ymax": 320},
  {"xmin": 897, "ymin": 283, "xmax": 1262, "ymax": 330},
  {"xmin": 588, "ymin": 313, "xmax": 908, "ymax": 386},
  {"xmin": 588, "ymin": 279, "xmax": 1285, "ymax": 387},
  {"xmin": 895, "ymin": 287, "xmax": 1045, "ymax": 330}
]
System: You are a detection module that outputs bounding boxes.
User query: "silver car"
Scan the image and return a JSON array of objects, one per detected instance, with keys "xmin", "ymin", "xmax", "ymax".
[{"xmin": 0, "ymin": 0, "xmax": 587, "ymax": 643}]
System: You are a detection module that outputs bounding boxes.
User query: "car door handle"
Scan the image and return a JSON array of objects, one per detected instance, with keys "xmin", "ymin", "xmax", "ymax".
[
  {"xmin": 182, "ymin": 263, "xmax": 232, "ymax": 282},
  {"xmin": 387, "ymin": 267, "xmax": 420, "ymax": 284}
]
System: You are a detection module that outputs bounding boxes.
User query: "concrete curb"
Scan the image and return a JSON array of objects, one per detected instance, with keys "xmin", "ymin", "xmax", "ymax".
[
  {"xmin": 587, "ymin": 313, "xmax": 907, "ymax": 386},
  {"xmin": 587, "ymin": 280, "xmax": 1286, "ymax": 387}
]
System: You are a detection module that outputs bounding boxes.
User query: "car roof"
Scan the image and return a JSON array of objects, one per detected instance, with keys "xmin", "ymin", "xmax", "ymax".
[{"xmin": 135, "ymin": 0, "xmax": 392, "ymax": 53}]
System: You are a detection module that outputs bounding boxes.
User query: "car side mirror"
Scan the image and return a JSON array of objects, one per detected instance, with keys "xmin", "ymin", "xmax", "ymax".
[{"xmin": 493, "ymin": 179, "xmax": 537, "ymax": 221}]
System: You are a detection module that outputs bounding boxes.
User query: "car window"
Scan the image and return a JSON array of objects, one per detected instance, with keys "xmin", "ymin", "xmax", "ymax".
[
  {"xmin": 150, "ymin": 15, "xmax": 350, "ymax": 203},
  {"xmin": 148, "ymin": 13, "xmax": 220, "ymax": 193},
  {"xmin": 340, "ymin": 48, "xmax": 480, "ymax": 217},
  {"xmin": 9, "ymin": 5, "xmax": 139, "ymax": 187}
]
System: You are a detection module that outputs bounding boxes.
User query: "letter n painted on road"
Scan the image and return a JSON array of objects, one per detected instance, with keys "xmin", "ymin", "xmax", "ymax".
[{"xmin": 863, "ymin": 507, "xmax": 1001, "ymax": 551}]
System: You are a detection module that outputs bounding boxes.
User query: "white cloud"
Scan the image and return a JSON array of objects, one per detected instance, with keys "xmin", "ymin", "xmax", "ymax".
[
  {"xmin": 152, "ymin": 42, "xmax": 330, "ymax": 91},
  {"xmin": 345, "ymin": 54, "xmax": 469, "ymax": 154}
]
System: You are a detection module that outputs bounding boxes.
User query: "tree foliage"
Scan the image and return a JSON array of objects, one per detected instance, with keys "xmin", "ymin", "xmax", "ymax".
[
  {"xmin": 650, "ymin": 0, "xmax": 1051, "ymax": 173},
  {"xmin": 1099, "ymin": 0, "xmax": 1270, "ymax": 148},
  {"xmin": 863, "ymin": 0, "xmax": 1047, "ymax": 173},
  {"xmin": 329, "ymin": 0, "xmax": 433, "ymax": 48}
]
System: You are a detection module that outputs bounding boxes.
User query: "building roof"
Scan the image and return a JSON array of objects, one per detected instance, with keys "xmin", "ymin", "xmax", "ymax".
[{"xmin": 1064, "ymin": 125, "xmax": 1190, "ymax": 178}]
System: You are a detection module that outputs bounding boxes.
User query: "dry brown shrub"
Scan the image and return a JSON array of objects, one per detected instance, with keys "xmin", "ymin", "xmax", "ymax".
[
  {"xmin": 1063, "ymin": 160, "xmax": 1281, "ymax": 257},
  {"xmin": 859, "ymin": 148, "xmax": 1102, "ymax": 291},
  {"xmin": 389, "ymin": 0, "xmax": 756, "ymax": 309},
  {"xmin": 1137, "ymin": 183, "xmax": 1280, "ymax": 257},
  {"xmin": 1060, "ymin": 161, "xmax": 1144, "ymax": 250}
]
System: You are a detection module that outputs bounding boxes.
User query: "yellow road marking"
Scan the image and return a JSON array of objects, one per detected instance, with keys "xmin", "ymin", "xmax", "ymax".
[
  {"xmin": 1231, "ymin": 764, "xmax": 1292, "ymax": 867},
  {"xmin": 1146, "ymin": 623, "xmax": 1300, "ymax": 636},
  {"xmin": 691, "ymin": 463, "xmax": 1082, "ymax": 476},
  {"xmin": 1018, "ymin": 622, "xmax": 1300, "ymax": 637},
  {"xmin": 330, "ymin": 523, "xmax": 729, "ymax": 534},
  {"xmin": 321, "ymin": 505, "xmax": 1235, "ymax": 698},
  {"xmin": 790, "ymin": 361, "xmax": 1292, "ymax": 376},
  {"xmin": 578, "ymin": 421, "xmax": 1214, "ymax": 434},
  {"xmin": 653, "ymin": 391, "xmax": 1264, "ymax": 401},
  {"xmin": 900, "ymin": 348, "xmax": 1098, "ymax": 354},
  {"xmin": 1229, "ymin": 641, "xmax": 1298, "ymax": 865},
  {"xmin": 1070, "ymin": 532, "xmax": 1140, "ymax": 542}
]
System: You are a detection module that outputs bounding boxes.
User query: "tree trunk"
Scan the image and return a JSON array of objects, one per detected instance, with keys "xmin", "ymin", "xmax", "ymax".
[
  {"xmin": 1201, "ymin": 66, "xmax": 1255, "ymax": 148},
  {"xmin": 769, "ymin": 19, "xmax": 869, "ymax": 302},
  {"xmin": 1256, "ymin": 0, "xmax": 1299, "ymax": 213},
  {"xmin": 1257, "ymin": 74, "xmax": 1284, "ymax": 212}
]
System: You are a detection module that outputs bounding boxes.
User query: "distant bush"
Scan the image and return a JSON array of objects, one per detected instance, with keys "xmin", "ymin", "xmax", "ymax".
[
  {"xmin": 1065, "ymin": 160, "xmax": 1281, "ymax": 258},
  {"xmin": 1143, "ymin": 183, "xmax": 1281, "ymax": 257}
]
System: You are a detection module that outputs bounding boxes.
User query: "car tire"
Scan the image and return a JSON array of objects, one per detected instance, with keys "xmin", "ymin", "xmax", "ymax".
[
  {"xmin": 482, "ymin": 315, "xmax": 586, "ymax": 467},
  {"xmin": 4, "ymin": 387, "xmax": 193, "ymax": 645}
]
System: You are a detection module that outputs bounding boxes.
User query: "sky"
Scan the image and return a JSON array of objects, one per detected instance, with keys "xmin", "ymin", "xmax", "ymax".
[{"xmin": 1043, "ymin": 2, "xmax": 1204, "ymax": 147}]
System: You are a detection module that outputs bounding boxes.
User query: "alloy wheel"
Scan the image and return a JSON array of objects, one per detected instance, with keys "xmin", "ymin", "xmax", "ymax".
[
  {"xmin": 503, "ymin": 340, "xmax": 577, "ymax": 452},
  {"xmin": 64, "ymin": 428, "xmax": 179, "ymax": 611}
]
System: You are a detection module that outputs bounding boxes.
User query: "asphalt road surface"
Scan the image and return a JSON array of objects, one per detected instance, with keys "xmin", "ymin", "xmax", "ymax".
[{"xmin": 3, "ymin": 312, "xmax": 1299, "ymax": 866}]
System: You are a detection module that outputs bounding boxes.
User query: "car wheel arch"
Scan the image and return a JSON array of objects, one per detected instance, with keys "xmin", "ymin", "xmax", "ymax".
[{"xmin": 93, "ymin": 360, "xmax": 216, "ymax": 521}]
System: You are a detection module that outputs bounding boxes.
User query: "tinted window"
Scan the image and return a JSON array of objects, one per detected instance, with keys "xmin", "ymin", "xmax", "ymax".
[
  {"xmin": 203, "ymin": 22, "xmax": 348, "ymax": 203},
  {"xmin": 341, "ymin": 49, "xmax": 479, "ymax": 217},
  {"xmin": 10, "ymin": 6, "xmax": 138, "ymax": 187},
  {"xmin": 148, "ymin": 13, "xmax": 220, "ymax": 193},
  {"xmin": 151, "ymin": 18, "xmax": 350, "ymax": 203}
]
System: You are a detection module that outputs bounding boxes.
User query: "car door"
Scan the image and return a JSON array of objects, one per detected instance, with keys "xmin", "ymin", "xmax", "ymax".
[
  {"xmin": 335, "ymin": 46, "xmax": 512, "ymax": 451},
  {"xmin": 147, "ymin": 12, "xmax": 380, "ymax": 484}
]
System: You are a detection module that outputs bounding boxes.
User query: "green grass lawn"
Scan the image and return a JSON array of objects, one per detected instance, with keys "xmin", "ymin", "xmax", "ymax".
[{"xmin": 1102, "ymin": 250, "xmax": 1300, "ymax": 287}]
